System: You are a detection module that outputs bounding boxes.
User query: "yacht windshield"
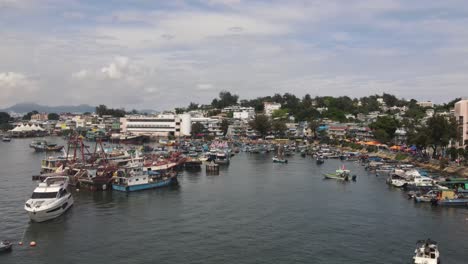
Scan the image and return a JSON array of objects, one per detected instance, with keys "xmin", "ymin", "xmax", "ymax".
[{"xmin": 31, "ymin": 192, "xmax": 58, "ymax": 199}]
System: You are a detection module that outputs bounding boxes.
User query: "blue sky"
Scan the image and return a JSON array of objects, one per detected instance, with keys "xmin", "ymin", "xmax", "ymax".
[{"xmin": 1, "ymin": 0, "xmax": 468, "ymax": 110}]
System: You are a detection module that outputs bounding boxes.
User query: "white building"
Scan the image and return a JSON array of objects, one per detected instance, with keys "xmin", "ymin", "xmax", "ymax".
[
  {"xmin": 120, "ymin": 114, "xmax": 191, "ymax": 137},
  {"xmin": 191, "ymin": 117, "xmax": 223, "ymax": 136},
  {"xmin": 454, "ymin": 99, "xmax": 468, "ymax": 148},
  {"xmin": 417, "ymin": 101, "xmax": 434, "ymax": 108},
  {"xmin": 264, "ymin": 102, "xmax": 281, "ymax": 117},
  {"xmin": 233, "ymin": 107, "xmax": 255, "ymax": 121}
]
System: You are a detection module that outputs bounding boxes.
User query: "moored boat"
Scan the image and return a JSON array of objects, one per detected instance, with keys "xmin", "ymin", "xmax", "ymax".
[
  {"xmin": 324, "ymin": 165, "xmax": 350, "ymax": 181},
  {"xmin": 112, "ymin": 164, "xmax": 178, "ymax": 192},
  {"xmin": 24, "ymin": 176, "xmax": 74, "ymax": 222},
  {"xmin": 0, "ymin": 240, "xmax": 12, "ymax": 253},
  {"xmin": 1, "ymin": 135, "xmax": 11, "ymax": 142},
  {"xmin": 412, "ymin": 239, "xmax": 440, "ymax": 264}
]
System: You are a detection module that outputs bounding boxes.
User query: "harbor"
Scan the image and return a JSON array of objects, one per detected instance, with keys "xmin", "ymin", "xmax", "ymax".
[{"xmin": 1, "ymin": 137, "xmax": 467, "ymax": 263}]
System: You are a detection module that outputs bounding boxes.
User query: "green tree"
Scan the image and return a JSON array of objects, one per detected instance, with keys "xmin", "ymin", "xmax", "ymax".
[
  {"xmin": 369, "ymin": 116, "xmax": 399, "ymax": 143},
  {"xmin": 187, "ymin": 102, "xmax": 199, "ymax": 111},
  {"xmin": 22, "ymin": 110, "xmax": 38, "ymax": 120},
  {"xmin": 220, "ymin": 119, "xmax": 230, "ymax": 136},
  {"xmin": 211, "ymin": 91, "xmax": 239, "ymax": 109},
  {"xmin": 191, "ymin": 122, "xmax": 206, "ymax": 137},
  {"xmin": 308, "ymin": 119, "xmax": 320, "ymax": 139},
  {"xmin": 0, "ymin": 112, "xmax": 12, "ymax": 124},
  {"xmin": 426, "ymin": 115, "xmax": 457, "ymax": 156},
  {"xmin": 47, "ymin": 113, "xmax": 60, "ymax": 120},
  {"xmin": 271, "ymin": 120, "xmax": 287, "ymax": 137},
  {"xmin": 249, "ymin": 114, "xmax": 271, "ymax": 138},
  {"xmin": 271, "ymin": 109, "xmax": 289, "ymax": 120}
]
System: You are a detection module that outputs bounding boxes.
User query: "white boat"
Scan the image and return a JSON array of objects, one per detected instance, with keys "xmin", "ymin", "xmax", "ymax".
[
  {"xmin": 413, "ymin": 239, "xmax": 440, "ymax": 264},
  {"xmin": 215, "ymin": 150, "xmax": 230, "ymax": 165},
  {"xmin": 24, "ymin": 176, "xmax": 74, "ymax": 222},
  {"xmin": 387, "ymin": 174, "xmax": 407, "ymax": 187}
]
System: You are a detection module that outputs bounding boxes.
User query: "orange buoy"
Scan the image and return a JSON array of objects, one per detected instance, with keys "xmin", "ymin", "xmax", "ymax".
[
  {"xmin": 30, "ymin": 241, "xmax": 36, "ymax": 247},
  {"xmin": 18, "ymin": 241, "xmax": 23, "ymax": 246}
]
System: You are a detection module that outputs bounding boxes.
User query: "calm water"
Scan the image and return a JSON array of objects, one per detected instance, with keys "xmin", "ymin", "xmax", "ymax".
[{"xmin": 1, "ymin": 137, "xmax": 467, "ymax": 264}]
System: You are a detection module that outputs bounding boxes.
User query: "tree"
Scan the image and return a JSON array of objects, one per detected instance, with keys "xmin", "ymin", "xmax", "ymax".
[
  {"xmin": 369, "ymin": 116, "xmax": 399, "ymax": 143},
  {"xmin": 95, "ymin": 105, "xmax": 126, "ymax": 117},
  {"xmin": 382, "ymin": 93, "xmax": 398, "ymax": 107},
  {"xmin": 187, "ymin": 102, "xmax": 199, "ymax": 111},
  {"xmin": 47, "ymin": 113, "xmax": 60, "ymax": 120},
  {"xmin": 426, "ymin": 115, "xmax": 457, "ymax": 157},
  {"xmin": 211, "ymin": 91, "xmax": 239, "ymax": 109},
  {"xmin": 271, "ymin": 120, "xmax": 287, "ymax": 137},
  {"xmin": 249, "ymin": 114, "xmax": 271, "ymax": 138},
  {"xmin": 271, "ymin": 109, "xmax": 289, "ymax": 120},
  {"xmin": 0, "ymin": 112, "xmax": 11, "ymax": 124},
  {"xmin": 0, "ymin": 112, "xmax": 13, "ymax": 131},
  {"xmin": 22, "ymin": 110, "xmax": 38, "ymax": 120},
  {"xmin": 220, "ymin": 119, "xmax": 230, "ymax": 136},
  {"xmin": 191, "ymin": 122, "xmax": 206, "ymax": 137},
  {"xmin": 308, "ymin": 119, "xmax": 320, "ymax": 139}
]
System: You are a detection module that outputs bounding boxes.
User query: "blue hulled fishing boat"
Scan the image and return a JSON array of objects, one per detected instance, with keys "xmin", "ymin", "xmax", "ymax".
[{"xmin": 112, "ymin": 164, "xmax": 178, "ymax": 192}]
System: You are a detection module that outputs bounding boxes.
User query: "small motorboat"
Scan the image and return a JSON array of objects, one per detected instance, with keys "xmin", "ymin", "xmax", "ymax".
[
  {"xmin": 413, "ymin": 239, "xmax": 440, "ymax": 264},
  {"xmin": 1, "ymin": 136, "xmax": 11, "ymax": 142},
  {"xmin": 324, "ymin": 165, "xmax": 350, "ymax": 181},
  {"xmin": 0, "ymin": 240, "xmax": 12, "ymax": 253},
  {"xmin": 272, "ymin": 156, "xmax": 288, "ymax": 163}
]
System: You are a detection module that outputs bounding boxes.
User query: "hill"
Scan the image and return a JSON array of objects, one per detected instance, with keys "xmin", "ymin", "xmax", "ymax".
[{"xmin": 1, "ymin": 103, "xmax": 95, "ymax": 114}]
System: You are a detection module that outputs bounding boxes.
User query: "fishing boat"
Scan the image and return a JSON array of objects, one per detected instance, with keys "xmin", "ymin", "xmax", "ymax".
[
  {"xmin": 431, "ymin": 190, "xmax": 468, "ymax": 206},
  {"xmin": 30, "ymin": 140, "xmax": 64, "ymax": 152},
  {"xmin": 0, "ymin": 240, "xmax": 12, "ymax": 253},
  {"xmin": 273, "ymin": 145, "xmax": 288, "ymax": 163},
  {"xmin": 324, "ymin": 165, "xmax": 350, "ymax": 181},
  {"xmin": 112, "ymin": 164, "xmax": 178, "ymax": 192},
  {"xmin": 24, "ymin": 176, "xmax": 74, "ymax": 222},
  {"xmin": 412, "ymin": 239, "xmax": 440, "ymax": 264},
  {"xmin": 413, "ymin": 190, "xmax": 439, "ymax": 203},
  {"xmin": 1, "ymin": 135, "xmax": 11, "ymax": 142}
]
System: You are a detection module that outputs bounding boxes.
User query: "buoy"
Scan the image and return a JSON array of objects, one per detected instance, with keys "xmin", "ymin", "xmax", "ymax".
[
  {"xmin": 30, "ymin": 241, "xmax": 36, "ymax": 247},
  {"xmin": 18, "ymin": 241, "xmax": 23, "ymax": 246}
]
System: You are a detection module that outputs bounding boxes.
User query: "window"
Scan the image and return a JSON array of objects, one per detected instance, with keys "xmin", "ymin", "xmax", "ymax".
[{"xmin": 31, "ymin": 192, "xmax": 58, "ymax": 199}]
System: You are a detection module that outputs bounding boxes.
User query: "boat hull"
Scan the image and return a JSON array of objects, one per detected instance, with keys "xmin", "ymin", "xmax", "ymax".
[
  {"xmin": 26, "ymin": 195, "xmax": 74, "ymax": 223},
  {"xmin": 112, "ymin": 178, "xmax": 176, "ymax": 192}
]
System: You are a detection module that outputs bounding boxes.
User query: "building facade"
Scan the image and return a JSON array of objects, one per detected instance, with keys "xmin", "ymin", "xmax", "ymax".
[
  {"xmin": 454, "ymin": 99, "xmax": 468, "ymax": 148},
  {"xmin": 120, "ymin": 114, "xmax": 191, "ymax": 137},
  {"xmin": 263, "ymin": 102, "xmax": 281, "ymax": 117}
]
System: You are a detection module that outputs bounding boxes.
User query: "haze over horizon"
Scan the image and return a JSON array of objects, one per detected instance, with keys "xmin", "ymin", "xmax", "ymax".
[{"xmin": 1, "ymin": 0, "xmax": 468, "ymax": 109}]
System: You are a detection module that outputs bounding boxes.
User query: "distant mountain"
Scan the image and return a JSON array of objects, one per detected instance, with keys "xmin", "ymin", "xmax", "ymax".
[{"xmin": 1, "ymin": 103, "xmax": 95, "ymax": 114}]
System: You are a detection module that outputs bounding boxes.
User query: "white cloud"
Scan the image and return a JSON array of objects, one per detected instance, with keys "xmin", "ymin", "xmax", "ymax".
[
  {"xmin": 196, "ymin": 83, "xmax": 214, "ymax": 90},
  {"xmin": 0, "ymin": 72, "xmax": 38, "ymax": 107},
  {"xmin": 101, "ymin": 56, "xmax": 130, "ymax": 79},
  {"xmin": 2, "ymin": 0, "xmax": 468, "ymax": 109},
  {"xmin": 72, "ymin": 69, "xmax": 88, "ymax": 79}
]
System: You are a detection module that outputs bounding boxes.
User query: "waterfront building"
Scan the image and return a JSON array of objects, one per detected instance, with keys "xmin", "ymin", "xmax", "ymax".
[
  {"xmin": 264, "ymin": 102, "xmax": 281, "ymax": 117},
  {"xmin": 191, "ymin": 116, "xmax": 222, "ymax": 136},
  {"xmin": 454, "ymin": 99, "xmax": 468, "ymax": 148},
  {"xmin": 120, "ymin": 114, "xmax": 191, "ymax": 137},
  {"xmin": 328, "ymin": 125, "xmax": 347, "ymax": 139}
]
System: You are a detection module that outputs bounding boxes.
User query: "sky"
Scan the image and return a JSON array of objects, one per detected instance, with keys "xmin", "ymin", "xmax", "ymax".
[{"xmin": 1, "ymin": 0, "xmax": 468, "ymax": 110}]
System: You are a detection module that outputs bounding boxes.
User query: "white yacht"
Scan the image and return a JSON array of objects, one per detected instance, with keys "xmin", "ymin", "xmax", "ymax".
[
  {"xmin": 25, "ymin": 176, "xmax": 74, "ymax": 222},
  {"xmin": 413, "ymin": 239, "xmax": 440, "ymax": 264}
]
